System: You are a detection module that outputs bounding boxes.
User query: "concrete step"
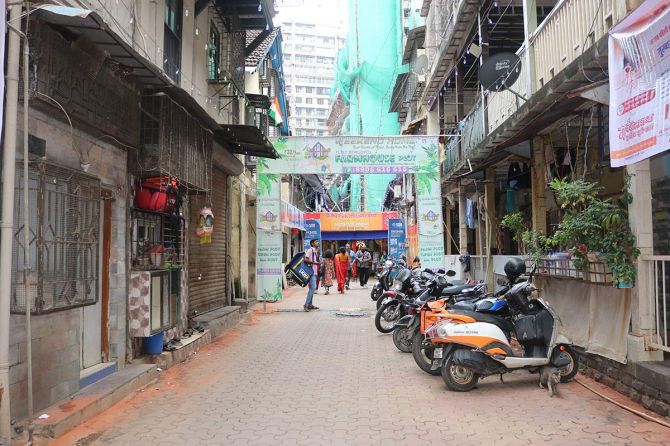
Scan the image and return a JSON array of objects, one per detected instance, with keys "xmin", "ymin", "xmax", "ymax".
[
  {"xmin": 34, "ymin": 363, "xmax": 159, "ymax": 438},
  {"xmin": 193, "ymin": 306, "xmax": 243, "ymax": 339},
  {"xmin": 79, "ymin": 361, "xmax": 117, "ymax": 390},
  {"xmin": 144, "ymin": 329, "xmax": 213, "ymax": 370}
]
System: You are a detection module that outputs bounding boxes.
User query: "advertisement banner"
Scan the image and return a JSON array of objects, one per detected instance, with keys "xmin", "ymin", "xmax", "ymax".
[
  {"xmin": 609, "ymin": 1, "xmax": 670, "ymax": 166},
  {"xmin": 304, "ymin": 211, "xmax": 399, "ymax": 232},
  {"xmin": 303, "ymin": 219, "xmax": 322, "ymax": 251},
  {"xmin": 256, "ymin": 174, "xmax": 282, "ymax": 301},
  {"xmin": 387, "ymin": 218, "xmax": 406, "ymax": 261},
  {"xmin": 265, "ymin": 136, "xmax": 439, "ymax": 174}
]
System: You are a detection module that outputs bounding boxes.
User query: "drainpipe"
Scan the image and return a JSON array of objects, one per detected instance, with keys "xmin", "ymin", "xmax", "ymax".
[
  {"xmin": 22, "ymin": 4, "xmax": 35, "ymax": 442},
  {"xmin": 0, "ymin": 4, "xmax": 23, "ymax": 444}
]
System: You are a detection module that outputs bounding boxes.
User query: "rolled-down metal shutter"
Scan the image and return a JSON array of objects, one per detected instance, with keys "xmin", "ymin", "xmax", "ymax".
[{"xmin": 188, "ymin": 168, "xmax": 228, "ymax": 314}]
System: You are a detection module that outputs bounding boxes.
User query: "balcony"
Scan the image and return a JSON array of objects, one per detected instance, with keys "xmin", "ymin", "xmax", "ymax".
[{"xmin": 442, "ymin": 0, "xmax": 623, "ymax": 181}]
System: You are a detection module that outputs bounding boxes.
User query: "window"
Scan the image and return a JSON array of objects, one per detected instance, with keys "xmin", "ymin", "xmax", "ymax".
[
  {"xmin": 305, "ymin": 87, "xmax": 314, "ymax": 94},
  {"xmin": 317, "ymin": 98, "xmax": 325, "ymax": 105},
  {"xmin": 11, "ymin": 161, "xmax": 101, "ymax": 314},
  {"xmin": 164, "ymin": 0, "xmax": 182, "ymax": 83},
  {"xmin": 317, "ymin": 130, "xmax": 325, "ymax": 136},
  {"xmin": 295, "ymin": 97, "xmax": 303, "ymax": 104},
  {"xmin": 305, "ymin": 98, "xmax": 313, "ymax": 104},
  {"xmin": 207, "ymin": 22, "xmax": 220, "ymax": 80}
]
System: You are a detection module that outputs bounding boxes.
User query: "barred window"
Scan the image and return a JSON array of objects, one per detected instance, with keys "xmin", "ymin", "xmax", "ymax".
[{"xmin": 11, "ymin": 160, "xmax": 101, "ymax": 314}]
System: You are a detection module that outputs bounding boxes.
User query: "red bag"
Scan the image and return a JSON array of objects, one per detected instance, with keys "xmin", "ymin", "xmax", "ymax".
[{"xmin": 141, "ymin": 177, "xmax": 178, "ymax": 213}]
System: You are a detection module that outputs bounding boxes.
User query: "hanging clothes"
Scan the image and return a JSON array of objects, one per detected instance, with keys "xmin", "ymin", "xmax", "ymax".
[
  {"xmin": 507, "ymin": 162, "xmax": 522, "ymax": 190},
  {"xmin": 506, "ymin": 189, "xmax": 516, "ymax": 213},
  {"xmin": 466, "ymin": 199, "xmax": 475, "ymax": 229}
]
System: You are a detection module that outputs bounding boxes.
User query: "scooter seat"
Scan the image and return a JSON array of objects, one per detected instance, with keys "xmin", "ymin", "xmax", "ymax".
[
  {"xmin": 450, "ymin": 300, "xmax": 477, "ymax": 311},
  {"xmin": 441, "ymin": 284, "xmax": 476, "ymax": 296},
  {"xmin": 448, "ymin": 309, "xmax": 514, "ymax": 335}
]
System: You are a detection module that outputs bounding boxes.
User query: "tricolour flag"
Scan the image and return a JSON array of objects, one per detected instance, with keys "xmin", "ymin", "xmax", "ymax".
[{"xmin": 268, "ymin": 96, "xmax": 284, "ymax": 126}]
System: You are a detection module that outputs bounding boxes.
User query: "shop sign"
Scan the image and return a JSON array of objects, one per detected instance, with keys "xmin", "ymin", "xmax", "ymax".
[
  {"xmin": 304, "ymin": 212, "xmax": 399, "ymax": 232},
  {"xmin": 609, "ymin": 1, "xmax": 670, "ymax": 166}
]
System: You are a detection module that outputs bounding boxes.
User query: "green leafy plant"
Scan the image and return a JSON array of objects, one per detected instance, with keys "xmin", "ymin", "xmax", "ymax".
[
  {"xmin": 257, "ymin": 173, "xmax": 279, "ymax": 196},
  {"xmin": 500, "ymin": 212, "xmax": 549, "ymax": 263},
  {"xmin": 548, "ymin": 176, "xmax": 639, "ymax": 286},
  {"xmin": 500, "ymin": 212, "xmax": 526, "ymax": 250}
]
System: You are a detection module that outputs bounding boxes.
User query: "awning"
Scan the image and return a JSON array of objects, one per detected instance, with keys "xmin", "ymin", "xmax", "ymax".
[
  {"xmin": 402, "ymin": 114, "xmax": 427, "ymax": 135},
  {"xmin": 246, "ymin": 94, "xmax": 271, "ymax": 109},
  {"xmin": 36, "ymin": 6, "xmax": 278, "ymax": 160},
  {"xmin": 389, "ymin": 73, "xmax": 410, "ymax": 114},
  {"xmin": 216, "ymin": 125, "xmax": 278, "ymax": 159},
  {"xmin": 402, "ymin": 26, "xmax": 426, "ymax": 64}
]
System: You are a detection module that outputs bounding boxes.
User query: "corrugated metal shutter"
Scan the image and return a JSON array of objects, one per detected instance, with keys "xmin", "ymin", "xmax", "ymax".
[{"xmin": 188, "ymin": 168, "xmax": 228, "ymax": 314}]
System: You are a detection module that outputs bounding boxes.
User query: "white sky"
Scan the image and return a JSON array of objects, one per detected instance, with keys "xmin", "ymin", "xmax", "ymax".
[{"xmin": 274, "ymin": 0, "xmax": 349, "ymax": 33}]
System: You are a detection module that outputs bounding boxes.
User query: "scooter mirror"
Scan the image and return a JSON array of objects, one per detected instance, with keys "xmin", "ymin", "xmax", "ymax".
[
  {"xmin": 446, "ymin": 270, "xmax": 456, "ymax": 277},
  {"xmin": 496, "ymin": 277, "xmax": 507, "ymax": 286}
]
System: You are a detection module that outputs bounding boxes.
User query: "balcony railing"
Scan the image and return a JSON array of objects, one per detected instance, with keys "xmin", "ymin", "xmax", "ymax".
[
  {"xmin": 645, "ymin": 256, "xmax": 670, "ymax": 353},
  {"xmin": 485, "ymin": 0, "xmax": 620, "ymax": 136}
]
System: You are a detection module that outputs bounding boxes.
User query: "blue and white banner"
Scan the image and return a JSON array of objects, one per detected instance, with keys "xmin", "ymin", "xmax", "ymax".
[
  {"xmin": 303, "ymin": 219, "xmax": 322, "ymax": 252},
  {"xmin": 388, "ymin": 218, "xmax": 406, "ymax": 261}
]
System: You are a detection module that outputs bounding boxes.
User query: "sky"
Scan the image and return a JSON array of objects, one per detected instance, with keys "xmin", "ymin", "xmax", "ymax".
[{"xmin": 274, "ymin": 0, "xmax": 349, "ymax": 33}]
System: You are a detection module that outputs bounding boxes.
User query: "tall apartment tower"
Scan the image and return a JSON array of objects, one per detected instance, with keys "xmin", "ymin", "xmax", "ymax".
[{"xmin": 276, "ymin": 1, "xmax": 347, "ymax": 137}]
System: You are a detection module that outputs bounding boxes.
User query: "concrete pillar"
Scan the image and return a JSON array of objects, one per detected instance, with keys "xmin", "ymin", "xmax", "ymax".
[
  {"xmin": 426, "ymin": 106, "xmax": 440, "ymax": 135},
  {"xmin": 626, "ymin": 159, "xmax": 663, "ymax": 361},
  {"xmin": 531, "ymin": 138, "xmax": 547, "ymax": 234},
  {"xmin": 445, "ymin": 205, "xmax": 452, "ymax": 255},
  {"xmin": 522, "ymin": 0, "xmax": 538, "ymax": 96},
  {"xmin": 458, "ymin": 183, "xmax": 468, "ymax": 254}
]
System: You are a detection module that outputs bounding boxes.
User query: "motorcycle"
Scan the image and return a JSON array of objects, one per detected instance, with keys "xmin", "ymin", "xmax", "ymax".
[
  {"xmin": 371, "ymin": 259, "xmax": 396, "ymax": 302},
  {"xmin": 426, "ymin": 258, "xmax": 578, "ymax": 394}
]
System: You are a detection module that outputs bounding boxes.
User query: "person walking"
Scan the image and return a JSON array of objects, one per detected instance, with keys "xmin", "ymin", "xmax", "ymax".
[
  {"xmin": 303, "ymin": 239, "xmax": 320, "ymax": 312},
  {"xmin": 322, "ymin": 249, "xmax": 335, "ymax": 295},
  {"xmin": 356, "ymin": 246, "xmax": 372, "ymax": 288},
  {"xmin": 345, "ymin": 243, "xmax": 356, "ymax": 290},
  {"xmin": 334, "ymin": 246, "xmax": 349, "ymax": 294}
]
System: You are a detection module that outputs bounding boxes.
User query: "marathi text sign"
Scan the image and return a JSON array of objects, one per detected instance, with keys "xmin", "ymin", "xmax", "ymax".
[
  {"xmin": 388, "ymin": 219, "xmax": 406, "ymax": 261},
  {"xmin": 256, "ymin": 174, "xmax": 282, "ymax": 301},
  {"xmin": 304, "ymin": 212, "xmax": 399, "ymax": 232},
  {"xmin": 609, "ymin": 1, "xmax": 670, "ymax": 166}
]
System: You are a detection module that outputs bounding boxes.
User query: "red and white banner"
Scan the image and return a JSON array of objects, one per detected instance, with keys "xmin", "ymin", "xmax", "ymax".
[{"xmin": 609, "ymin": 1, "xmax": 670, "ymax": 167}]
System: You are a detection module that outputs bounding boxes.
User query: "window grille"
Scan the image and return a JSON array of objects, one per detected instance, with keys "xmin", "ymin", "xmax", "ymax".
[
  {"xmin": 208, "ymin": 22, "xmax": 221, "ymax": 80},
  {"xmin": 11, "ymin": 161, "xmax": 100, "ymax": 314},
  {"xmin": 164, "ymin": 0, "xmax": 183, "ymax": 83},
  {"xmin": 130, "ymin": 209, "xmax": 185, "ymax": 271}
]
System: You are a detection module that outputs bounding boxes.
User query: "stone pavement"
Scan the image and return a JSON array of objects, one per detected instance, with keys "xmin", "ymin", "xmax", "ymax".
[{"xmin": 50, "ymin": 283, "xmax": 670, "ymax": 446}]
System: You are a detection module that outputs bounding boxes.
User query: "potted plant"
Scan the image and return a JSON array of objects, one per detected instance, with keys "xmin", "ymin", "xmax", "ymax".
[{"xmin": 548, "ymin": 177, "xmax": 639, "ymax": 287}]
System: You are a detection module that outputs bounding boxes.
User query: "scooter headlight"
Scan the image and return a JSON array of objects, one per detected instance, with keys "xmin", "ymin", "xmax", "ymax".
[
  {"xmin": 394, "ymin": 279, "xmax": 403, "ymax": 291},
  {"xmin": 384, "ymin": 260, "xmax": 393, "ymax": 268}
]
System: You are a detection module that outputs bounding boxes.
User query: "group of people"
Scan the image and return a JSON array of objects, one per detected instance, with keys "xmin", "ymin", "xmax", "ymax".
[{"xmin": 302, "ymin": 239, "xmax": 380, "ymax": 312}]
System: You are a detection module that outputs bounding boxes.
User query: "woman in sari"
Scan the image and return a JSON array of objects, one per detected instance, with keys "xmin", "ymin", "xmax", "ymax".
[
  {"xmin": 322, "ymin": 249, "xmax": 335, "ymax": 295},
  {"xmin": 334, "ymin": 246, "xmax": 350, "ymax": 294}
]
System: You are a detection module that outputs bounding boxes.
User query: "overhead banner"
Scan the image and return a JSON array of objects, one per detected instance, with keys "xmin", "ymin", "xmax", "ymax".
[
  {"xmin": 303, "ymin": 219, "xmax": 322, "ymax": 251},
  {"xmin": 388, "ymin": 218, "xmax": 406, "ymax": 261},
  {"xmin": 264, "ymin": 136, "xmax": 439, "ymax": 174},
  {"xmin": 609, "ymin": 1, "xmax": 670, "ymax": 166},
  {"xmin": 304, "ymin": 211, "xmax": 399, "ymax": 232},
  {"xmin": 257, "ymin": 136, "xmax": 444, "ymax": 301}
]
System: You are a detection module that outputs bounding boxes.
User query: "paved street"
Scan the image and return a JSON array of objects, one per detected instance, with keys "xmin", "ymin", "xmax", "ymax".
[{"xmin": 53, "ymin": 283, "xmax": 670, "ymax": 446}]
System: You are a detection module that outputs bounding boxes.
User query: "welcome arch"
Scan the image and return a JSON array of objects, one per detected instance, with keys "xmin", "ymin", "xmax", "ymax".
[{"xmin": 256, "ymin": 136, "xmax": 444, "ymax": 301}]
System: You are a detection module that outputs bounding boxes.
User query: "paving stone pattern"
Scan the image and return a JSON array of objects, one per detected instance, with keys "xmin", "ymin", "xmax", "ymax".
[{"xmin": 56, "ymin": 284, "xmax": 670, "ymax": 446}]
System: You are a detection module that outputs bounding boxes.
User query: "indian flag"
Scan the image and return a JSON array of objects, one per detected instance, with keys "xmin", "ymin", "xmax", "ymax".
[{"xmin": 268, "ymin": 96, "xmax": 284, "ymax": 127}]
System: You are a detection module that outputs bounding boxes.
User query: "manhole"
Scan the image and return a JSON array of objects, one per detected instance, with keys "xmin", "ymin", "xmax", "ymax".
[{"xmin": 335, "ymin": 308, "xmax": 368, "ymax": 317}]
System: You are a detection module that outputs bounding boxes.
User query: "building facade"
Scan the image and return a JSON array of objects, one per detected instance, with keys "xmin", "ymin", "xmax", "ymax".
[{"xmin": 277, "ymin": 16, "xmax": 346, "ymax": 137}]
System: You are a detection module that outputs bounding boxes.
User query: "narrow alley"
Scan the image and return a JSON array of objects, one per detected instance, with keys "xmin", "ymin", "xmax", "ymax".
[{"xmin": 49, "ymin": 285, "xmax": 670, "ymax": 446}]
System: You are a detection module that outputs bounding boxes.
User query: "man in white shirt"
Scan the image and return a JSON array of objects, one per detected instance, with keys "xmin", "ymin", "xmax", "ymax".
[
  {"xmin": 356, "ymin": 246, "xmax": 372, "ymax": 288},
  {"xmin": 303, "ymin": 239, "xmax": 321, "ymax": 312}
]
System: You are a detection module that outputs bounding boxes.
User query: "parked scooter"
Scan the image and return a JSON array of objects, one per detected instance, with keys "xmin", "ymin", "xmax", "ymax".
[
  {"xmin": 425, "ymin": 258, "xmax": 578, "ymax": 394},
  {"xmin": 371, "ymin": 259, "xmax": 396, "ymax": 302}
]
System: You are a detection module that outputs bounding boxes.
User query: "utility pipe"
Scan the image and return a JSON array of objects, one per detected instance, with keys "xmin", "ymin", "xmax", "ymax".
[
  {"xmin": 0, "ymin": 4, "xmax": 23, "ymax": 444},
  {"xmin": 22, "ymin": 3, "xmax": 35, "ymax": 443}
]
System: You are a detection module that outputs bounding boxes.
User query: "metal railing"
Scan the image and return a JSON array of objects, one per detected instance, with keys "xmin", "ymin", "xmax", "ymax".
[
  {"xmin": 645, "ymin": 256, "xmax": 670, "ymax": 353},
  {"xmin": 486, "ymin": 45, "xmax": 528, "ymax": 133}
]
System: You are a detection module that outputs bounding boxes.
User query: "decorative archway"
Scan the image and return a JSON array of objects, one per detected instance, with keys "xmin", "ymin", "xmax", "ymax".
[{"xmin": 256, "ymin": 136, "xmax": 443, "ymax": 301}]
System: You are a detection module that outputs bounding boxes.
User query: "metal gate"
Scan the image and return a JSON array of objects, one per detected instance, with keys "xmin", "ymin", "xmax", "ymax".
[{"xmin": 188, "ymin": 168, "xmax": 228, "ymax": 314}]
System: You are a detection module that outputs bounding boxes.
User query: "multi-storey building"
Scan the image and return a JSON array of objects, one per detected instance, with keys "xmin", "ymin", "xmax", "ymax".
[{"xmin": 276, "ymin": 5, "xmax": 346, "ymax": 137}]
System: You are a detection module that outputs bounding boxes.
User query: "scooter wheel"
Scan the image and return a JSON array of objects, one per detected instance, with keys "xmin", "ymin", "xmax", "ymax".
[
  {"xmin": 392, "ymin": 327, "xmax": 413, "ymax": 353},
  {"xmin": 556, "ymin": 345, "xmax": 579, "ymax": 383},
  {"xmin": 374, "ymin": 300, "xmax": 400, "ymax": 334},
  {"xmin": 441, "ymin": 350, "xmax": 479, "ymax": 391},
  {"xmin": 412, "ymin": 331, "xmax": 440, "ymax": 376}
]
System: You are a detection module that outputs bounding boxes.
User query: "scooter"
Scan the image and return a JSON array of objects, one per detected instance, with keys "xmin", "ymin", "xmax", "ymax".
[
  {"xmin": 426, "ymin": 258, "xmax": 578, "ymax": 394},
  {"xmin": 371, "ymin": 259, "xmax": 396, "ymax": 302}
]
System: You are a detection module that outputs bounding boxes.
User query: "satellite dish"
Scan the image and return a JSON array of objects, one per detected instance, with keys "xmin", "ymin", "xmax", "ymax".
[
  {"xmin": 479, "ymin": 52, "xmax": 522, "ymax": 92},
  {"xmin": 412, "ymin": 54, "xmax": 429, "ymax": 76}
]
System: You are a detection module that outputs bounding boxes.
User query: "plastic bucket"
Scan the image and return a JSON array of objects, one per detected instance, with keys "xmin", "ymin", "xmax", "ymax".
[
  {"xmin": 144, "ymin": 332, "xmax": 164, "ymax": 355},
  {"xmin": 285, "ymin": 252, "xmax": 314, "ymax": 287}
]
